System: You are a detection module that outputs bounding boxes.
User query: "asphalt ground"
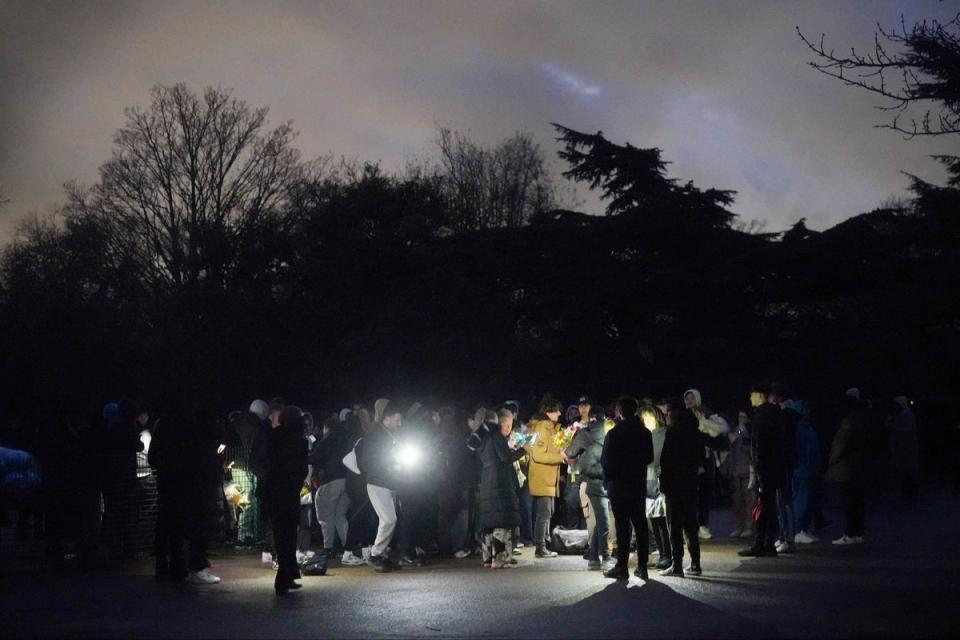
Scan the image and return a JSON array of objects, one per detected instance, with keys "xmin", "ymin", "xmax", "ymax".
[{"xmin": 3, "ymin": 485, "xmax": 959, "ymax": 639}]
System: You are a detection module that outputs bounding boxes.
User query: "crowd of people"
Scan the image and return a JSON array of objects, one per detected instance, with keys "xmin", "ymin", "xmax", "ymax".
[{"xmin": 0, "ymin": 382, "xmax": 932, "ymax": 595}]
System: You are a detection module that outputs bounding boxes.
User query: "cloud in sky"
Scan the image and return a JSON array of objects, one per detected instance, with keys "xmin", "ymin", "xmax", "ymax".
[{"xmin": 1, "ymin": 0, "xmax": 957, "ymax": 240}]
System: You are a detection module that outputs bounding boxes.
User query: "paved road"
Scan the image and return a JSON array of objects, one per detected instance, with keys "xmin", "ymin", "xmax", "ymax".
[{"xmin": 4, "ymin": 486, "xmax": 958, "ymax": 639}]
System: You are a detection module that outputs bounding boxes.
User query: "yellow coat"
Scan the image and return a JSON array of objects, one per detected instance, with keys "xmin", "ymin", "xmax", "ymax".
[{"xmin": 526, "ymin": 417, "xmax": 565, "ymax": 497}]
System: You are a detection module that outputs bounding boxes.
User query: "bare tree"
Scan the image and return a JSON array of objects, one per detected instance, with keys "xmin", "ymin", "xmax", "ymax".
[
  {"xmin": 798, "ymin": 13, "xmax": 960, "ymax": 137},
  {"xmin": 435, "ymin": 127, "xmax": 554, "ymax": 232},
  {"xmin": 63, "ymin": 83, "xmax": 305, "ymax": 292}
]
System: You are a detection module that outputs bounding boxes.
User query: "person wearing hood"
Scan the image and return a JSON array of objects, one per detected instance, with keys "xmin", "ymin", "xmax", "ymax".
[
  {"xmin": 566, "ymin": 402, "xmax": 612, "ymax": 571},
  {"xmin": 601, "ymin": 396, "xmax": 653, "ymax": 581},
  {"xmin": 683, "ymin": 389, "xmax": 729, "ymax": 541},
  {"xmin": 263, "ymin": 405, "xmax": 308, "ymax": 595},
  {"xmin": 792, "ymin": 401, "xmax": 821, "ymax": 544},
  {"xmin": 525, "ymin": 395, "xmax": 565, "ymax": 559},
  {"xmin": 888, "ymin": 396, "xmax": 919, "ymax": 499}
]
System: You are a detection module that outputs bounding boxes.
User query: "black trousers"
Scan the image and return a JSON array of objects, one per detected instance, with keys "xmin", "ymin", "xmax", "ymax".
[
  {"xmin": 753, "ymin": 486, "xmax": 779, "ymax": 551},
  {"xmin": 666, "ymin": 492, "xmax": 700, "ymax": 568},
  {"xmin": 840, "ymin": 480, "xmax": 865, "ymax": 537},
  {"xmin": 609, "ymin": 493, "xmax": 648, "ymax": 569},
  {"xmin": 651, "ymin": 516, "xmax": 671, "ymax": 562},
  {"xmin": 269, "ymin": 498, "xmax": 301, "ymax": 587}
]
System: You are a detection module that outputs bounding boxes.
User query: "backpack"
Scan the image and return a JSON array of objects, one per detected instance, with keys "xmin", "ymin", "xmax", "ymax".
[{"xmin": 300, "ymin": 554, "xmax": 328, "ymax": 576}]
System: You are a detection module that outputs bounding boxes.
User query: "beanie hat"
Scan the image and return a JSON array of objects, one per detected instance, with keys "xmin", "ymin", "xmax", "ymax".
[{"xmin": 249, "ymin": 399, "xmax": 269, "ymax": 421}]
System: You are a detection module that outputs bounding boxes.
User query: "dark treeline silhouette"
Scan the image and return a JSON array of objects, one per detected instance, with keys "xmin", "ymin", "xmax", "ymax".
[{"xmin": 0, "ymin": 82, "xmax": 958, "ymax": 451}]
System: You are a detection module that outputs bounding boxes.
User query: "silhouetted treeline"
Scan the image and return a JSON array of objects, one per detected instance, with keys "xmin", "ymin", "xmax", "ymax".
[{"xmin": 0, "ymin": 85, "xmax": 958, "ymax": 430}]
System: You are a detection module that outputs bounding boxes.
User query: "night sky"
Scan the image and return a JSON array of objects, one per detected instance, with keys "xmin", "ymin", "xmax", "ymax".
[{"xmin": 1, "ymin": 0, "xmax": 958, "ymax": 240}]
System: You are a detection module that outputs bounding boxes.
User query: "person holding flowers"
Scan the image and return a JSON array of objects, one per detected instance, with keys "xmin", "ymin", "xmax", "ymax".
[{"xmin": 525, "ymin": 394, "xmax": 565, "ymax": 558}]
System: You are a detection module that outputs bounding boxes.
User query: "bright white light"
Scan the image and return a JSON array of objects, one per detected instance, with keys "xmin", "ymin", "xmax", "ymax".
[
  {"xmin": 396, "ymin": 444, "xmax": 422, "ymax": 470},
  {"xmin": 139, "ymin": 430, "xmax": 152, "ymax": 455}
]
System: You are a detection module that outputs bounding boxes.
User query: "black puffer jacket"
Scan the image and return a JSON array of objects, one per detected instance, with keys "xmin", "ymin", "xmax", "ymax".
[
  {"xmin": 568, "ymin": 420, "xmax": 607, "ymax": 497},
  {"xmin": 478, "ymin": 427, "xmax": 526, "ymax": 530}
]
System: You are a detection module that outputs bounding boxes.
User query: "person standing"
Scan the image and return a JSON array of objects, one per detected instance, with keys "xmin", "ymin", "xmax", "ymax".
[
  {"xmin": 792, "ymin": 401, "xmax": 821, "ymax": 544},
  {"xmin": 660, "ymin": 397, "xmax": 704, "ymax": 576},
  {"xmin": 826, "ymin": 394, "xmax": 868, "ymax": 545},
  {"xmin": 526, "ymin": 395, "xmax": 565, "ymax": 559},
  {"xmin": 601, "ymin": 396, "xmax": 653, "ymax": 581},
  {"xmin": 739, "ymin": 382, "xmax": 786, "ymax": 558},
  {"xmin": 641, "ymin": 404, "xmax": 672, "ymax": 570},
  {"xmin": 723, "ymin": 410, "xmax": 755, "ymax": 538},
  {"xmin": 683, "ymin": 389, "xmax": 728, "ymax": 540},
  {"xmin": 263, "ymin": 405, "xmax": 308, "ymax": 595},
  {"xmin": 888, "ymin": 396, "xmax": 919, "ymax": 500},
  {"xmin": 311, "ymin": 415, "xmax": 352, "ymax": 557},
  {"xmin": 361, "ymin": 400, "xmax": 404, "ymax": 572},
  {"xmin": 566, "ymin": 403, "xmax": 612, "ymax": 570},
  {"xmin": 479, "ymin": 409, "xmax": 527, "ymax": 569}
]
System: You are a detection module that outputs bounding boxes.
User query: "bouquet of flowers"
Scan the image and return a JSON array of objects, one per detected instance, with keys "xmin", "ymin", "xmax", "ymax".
[
  {"xmin": 509, "ymin": 429, "xmax": 537, "ymax": 450},
  {"xmin": 553, "ymin": 421, "xmax": 582, "ymax": 451}
]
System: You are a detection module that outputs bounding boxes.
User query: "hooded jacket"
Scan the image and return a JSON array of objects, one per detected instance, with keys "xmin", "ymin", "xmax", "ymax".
[{"xmin": 526, "ymin": 414, "xmax": 564, "ymax": 497}]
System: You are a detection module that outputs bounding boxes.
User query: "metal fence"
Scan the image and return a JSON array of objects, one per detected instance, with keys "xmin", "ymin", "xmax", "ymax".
[{"xmin": 1, "ymin": 443, "xmax": 265, "ymax": 573}]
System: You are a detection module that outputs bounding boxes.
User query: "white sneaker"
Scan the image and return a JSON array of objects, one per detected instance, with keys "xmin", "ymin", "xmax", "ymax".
[
  {"xmin": 698, "ymin": 526, "xmax": 713, "ymax": 540},
  {"xmin": 515, "ymin": 542, "xmax": 525, "ymax": 549},
  {"xmin": 832, "ymin": 535, "xmax": 863, "ymax": 545},
  {"xmin": 794, "ymin": 530, "xmax": 819, "ymax": 544},
  {"xmin": 453, "ymin": 549, "xmax": 471, "ymax": 559},
  {"xmin": 186, "ymin": 569, "xmax": 221, "ymax": 584},
  {"xmin": 261, "ymin": 552, "xmax": 273, "ymax": 564},
  {"xmin": 341, "ymin": 551, "xmax": 365, "ymax": 566},
  {"xmin": 775, "ymin": 541, "xmax": 795, "ymax": 553}
]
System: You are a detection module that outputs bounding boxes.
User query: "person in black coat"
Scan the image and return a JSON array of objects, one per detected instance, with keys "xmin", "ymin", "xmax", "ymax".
[
  {"xmin": 478, "ymin": 409, "xmax": 526, "ymax": 569},
  {"xmin": 601, "ymin": 396, "xmax": 654, "ymax": 581},
  {"xmin": 659, "ymin": 397, "xmax": 704, "ymax": 577},
  {"xmin": 739, "ymin": 382, "xmax": 786, "ymax": 557},
  {"xmin": 148, "ymin": 404, "xmax": 223, "ymax": 584},
  {"xmin": 262, "ymin": 406, "xmax": 308, "ymax": 595}
]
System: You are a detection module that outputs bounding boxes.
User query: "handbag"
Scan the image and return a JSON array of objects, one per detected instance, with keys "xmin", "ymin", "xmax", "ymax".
[
  {"xmin": 752, "ymin": 497, "xmax": 764, "ymax": 522},
  {"xmin": 342, "ymin": 438, "xmax": 363, "ymax": 475}
]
